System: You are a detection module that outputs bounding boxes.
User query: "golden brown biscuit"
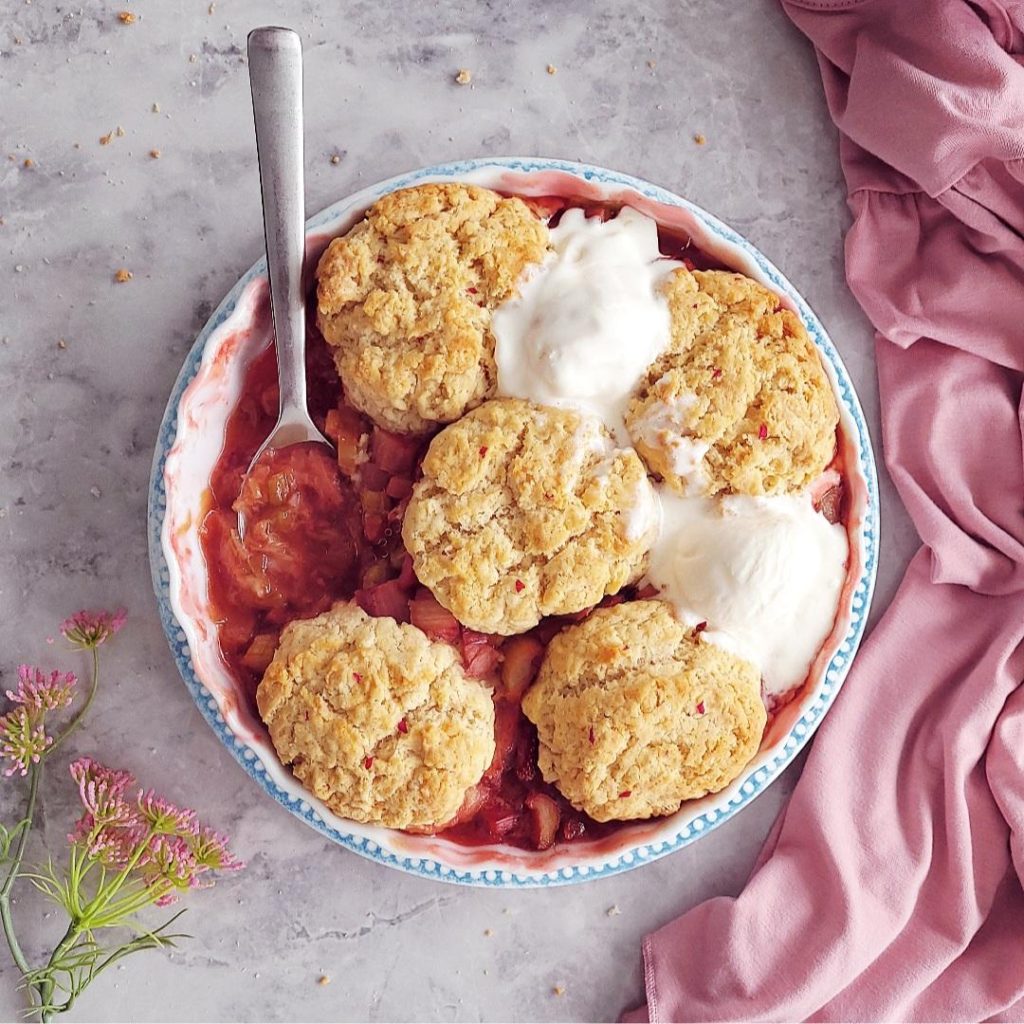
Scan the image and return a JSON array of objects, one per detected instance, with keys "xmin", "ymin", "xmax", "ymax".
[
  {"xmin": 401, "ymin": 398, "xmax": 658, "ymax": 636},
  {"xmin": 626, "ymin": 268, "xmax": 839, "ymax": 496},
  {"xmin": 316, "ymin": 183, "xmax": 549, "ymax": 434},
  {"xmin": 257, "ymin": 602, "xmax": 495, "ymax": 829},
  {"xmin": 522, "ymin": 600, "xmax": 766, "ymax": 821}
]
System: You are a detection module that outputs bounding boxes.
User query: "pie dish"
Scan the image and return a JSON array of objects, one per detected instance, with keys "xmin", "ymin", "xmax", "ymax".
[{"xmin": 148, "ymin": 157, "xmax": 879, "ymax": 887}]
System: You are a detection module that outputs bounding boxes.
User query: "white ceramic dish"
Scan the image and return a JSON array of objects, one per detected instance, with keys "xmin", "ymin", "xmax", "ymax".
[{"xmin": 148, "ymin": 157, "xmax": 879, "ymax": 887}]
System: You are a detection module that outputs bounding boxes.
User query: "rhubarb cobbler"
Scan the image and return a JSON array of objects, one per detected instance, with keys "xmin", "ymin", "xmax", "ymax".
[{"xmin": 200, "ymin": 182, "xmax": 851, "ymax": 850}]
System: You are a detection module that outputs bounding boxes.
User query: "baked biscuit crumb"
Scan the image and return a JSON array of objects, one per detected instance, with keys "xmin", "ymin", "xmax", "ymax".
[
  {"xmin": 523, "ymin": 601, "xmax": 766, "ymax": 821},
  {"xmin": 316, "ymin": 183, "xmax": 548, "ymax": 433},
  {"xmin": 403, "ymin": 399, "xmax": 658, "ymax": 635},
  {"xmin": 113, "ymin": 268, "xmax": 133, "ymax": 283},
  {"xmin": 626, "ymin": 268, "xmax": 838, "ymax": 496},
  {"xmin": 455, "ymin": 68, "xmax": 472, "ymax": 85},
  {"xmin": 117, "ymin": 10, "xmax": 136, "ymax": 23},
  {"xmin": 257, "ymin": 603, "xmax": 495, "ymax": 829}
]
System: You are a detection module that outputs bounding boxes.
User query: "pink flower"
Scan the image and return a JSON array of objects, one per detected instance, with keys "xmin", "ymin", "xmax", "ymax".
[
  {"xmin": 142, "ymin": 835, "xmax": 201, "ymax": 905},
  {"xmin": 137, "ymin": 790, "xmax": 197, "ymax": 836},
  {"xmin": 0, "ymin": 667, "xmax": 78, "ymax": 776},
  {"xmin": 192, "ymin": 827, "xmax": 244, "ymax": 872},
  {"xmin": 70, "ymin": 818, "xmax": 147, "ymax": 870},
  {"xmin": 0, "ymin": 707, "xmax": 52, "ymax": 776},
  {"xmin": 60, "ymin": 608, "xmax": 127, "ymax": 650},
  {"xmin": 65, "ymin": 760, "xmax": 242, "ymax": 907},
  {"xmin": 70, "ymin": 757, "xmax": 136, "ymax": 826},
  {"xmin": 7, "ymin": 665, "xmax": 76, "ymax": 713}
]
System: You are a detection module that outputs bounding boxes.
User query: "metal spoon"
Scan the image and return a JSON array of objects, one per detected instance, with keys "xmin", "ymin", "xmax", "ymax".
[{"xmin": 238, "ymin": 26, "xmax": 333, "ymax": 539}]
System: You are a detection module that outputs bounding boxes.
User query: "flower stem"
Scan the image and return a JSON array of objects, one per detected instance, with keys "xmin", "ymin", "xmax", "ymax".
[
  {"xmin": 48, "ymin": 647, "xmax": 99, "ymax": 757},
  {"xmin": 0, "ymin": 761, "xmax": 40, "ymax": 978},
  {"xmin": 81, "ymin": 826, "xmax": 157, "ymax": 922},
  {"xmin": 38, "ymin": 920, "xmax": 80, "ymax": 1022}
]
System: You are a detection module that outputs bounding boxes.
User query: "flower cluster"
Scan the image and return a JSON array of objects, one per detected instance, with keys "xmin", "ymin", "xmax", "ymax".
[
  {"xmin": 7, "ymin": 667, "xmax": 77, "ymax": 712},
  {"xmin": 68, "ymin": 759, "xmax": 243, "ymax": 907},
  {"xmin": 0, "ymin": 666, "xmax": 78, "ymax": 777},
  {"xmin": 60, "ymin": 609, "xmax": 127, "ymax": 651},
  {"xmin": 0, "ymin": 605, "xmax": 244, "ymax": 1022}
]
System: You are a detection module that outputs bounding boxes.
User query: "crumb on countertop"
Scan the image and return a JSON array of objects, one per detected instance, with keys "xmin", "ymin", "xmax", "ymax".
[
  {"xmin": 149, "ymin": 148, "xmax": 161, "ymax": 159},
  {"xmin": 57, "ymin": 338, "xmax": 67, "ymax": 350},
  {"xmin": 553, "ymin": 985, "xmax": 566, "ymax": 997},
  {"xmin": 22, "ymin": 158, "xmax": 33, "ymax": 168},
  {"xmin": 117, "ymin": 10, "xmax": 136, "ymax": 24},
  {"xmin": 484, "ymin": 928, "xmax": 493, "ymax": 937},
  {"xmin": 151, "ymin": 102, "xmax": 160, "ymax": 113},
  {"xmin": 114, "ymin": 268, "xmax": 133, "ymax": 283},
  {"xmin": 694, "ymin": 133, "xmax": 707, "ymax": 145},
  {"xmin": 455, "ymin": 68, "xmax": 472, "ymax": 85},
  {"xmin": 648, "ymin": 59, "xmax": 657, "ymax": 68},
  {"xmin": 330, "ymin": 154, "xmax": 341, "ymax": 165},
  {"xmin": 607, "ymin": 904, "xmax": 622, "ymax": 916},
  {"xmin": 546, "ymin": 64, "xmax": 557, "ymax": 75},
  {"xmin": 317, "ymin": 975, "xmax": 330, "ymax": 987}
]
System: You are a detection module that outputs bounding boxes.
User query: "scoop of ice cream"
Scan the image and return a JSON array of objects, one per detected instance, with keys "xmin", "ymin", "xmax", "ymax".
[
  {"xmin": 646, "ymin": 492, "xmax": 849, "ymax": 695},
  {"xmin": 492, "ymin": 206, "xmax": 681, "ymax": 440}
]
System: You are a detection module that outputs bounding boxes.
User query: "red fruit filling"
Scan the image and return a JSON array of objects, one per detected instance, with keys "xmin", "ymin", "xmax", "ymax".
[
  {"xmin": 462, "ymin": 630, "xmax": 503, "ymax": 679},
  {"xmin": 500, "ymin": 636, "xmax": 544, "ymax": 701},
  {"xmin": 409, "ymin": 589, "xmax": 461, "ymax": 644}
]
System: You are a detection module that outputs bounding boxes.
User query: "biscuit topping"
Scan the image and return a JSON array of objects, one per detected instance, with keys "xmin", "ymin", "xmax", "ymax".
[
  {"xmin": 522, "ymin": 601, "xmax": 765, "ymax": 820},
  {"xmin": 626, "ymin": 267, "xmax": 839, "ymax": 497},
  {"xmin": 402, "ymin": 399, "xmax": 657, "ymax": 635},
  {"xmin": 315, "ymin": 183, "xmax": 548, "ymax": 434},
  {"xmin": 492, "ymin": 206, "xmax": 681, "ymax": 441}
]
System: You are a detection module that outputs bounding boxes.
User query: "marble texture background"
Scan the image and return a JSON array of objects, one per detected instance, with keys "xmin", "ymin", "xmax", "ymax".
[{"xmin": 0, "ymin": 0, "xmax": 920, "ymax": 1020}]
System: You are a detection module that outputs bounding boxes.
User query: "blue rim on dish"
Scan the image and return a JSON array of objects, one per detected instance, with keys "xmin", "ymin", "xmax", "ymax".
[{"xmin": 147, "ymin": 157, "xmax": 879, "ymax": 887}]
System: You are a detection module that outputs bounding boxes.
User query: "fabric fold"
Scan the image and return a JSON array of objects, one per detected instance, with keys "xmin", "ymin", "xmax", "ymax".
[{"xmin": 625, "ymin": 2, "xmax": 1024, "ymax": 1019}]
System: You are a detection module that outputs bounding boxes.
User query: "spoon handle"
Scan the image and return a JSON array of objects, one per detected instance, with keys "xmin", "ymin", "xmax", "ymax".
[{"xmin": 248, "ymin": 27, "xmax": 307, "ymax": 418}]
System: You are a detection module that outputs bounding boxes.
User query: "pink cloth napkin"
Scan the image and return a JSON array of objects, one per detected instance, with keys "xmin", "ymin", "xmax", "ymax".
[{"xmin": 624, "ymin": 2, "xmax": 1024, "ymax": 1020}]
